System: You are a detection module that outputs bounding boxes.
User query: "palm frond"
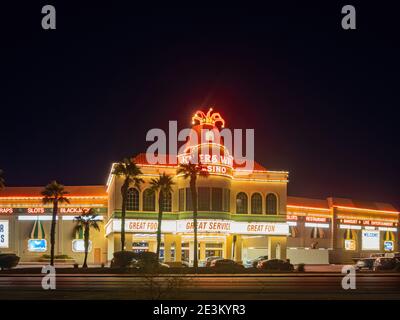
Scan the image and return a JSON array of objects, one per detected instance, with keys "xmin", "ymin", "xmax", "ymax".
[
  {"xmin": 41, "ymin": 181, "xmax": 70, "ymax": 204},
  {"xmin": 0, "ymin": 169, "xmax": 5, "ymax": 189}
]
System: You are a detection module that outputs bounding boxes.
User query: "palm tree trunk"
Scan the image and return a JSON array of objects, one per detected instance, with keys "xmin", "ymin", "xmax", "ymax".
[
  {"xmin": 50, "ymin": 200, "xmax": 58, "ymax": 266},
  {"xmin": 121, "ymin": 181, "xmax": 128, "ymax": 252},
  {"xmin": 156, "ymin": 191, "xmax": 163, "ymax": 259},
  {"xmin": 191, "ymin": 181, "xmax": 198, "ymax": 269},
  {"xmin": 83, "ymin": 226, "xmax": 89, "ymax": 268}
]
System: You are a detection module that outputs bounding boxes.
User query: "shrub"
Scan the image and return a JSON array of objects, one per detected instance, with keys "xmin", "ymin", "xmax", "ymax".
[
  {"xmin": 0, "ymin": 254, "xmax": 20, "ymax": 270},
  {"xmin": 111, "ymin": 251, "xmax": 136, "ymax": 268}
]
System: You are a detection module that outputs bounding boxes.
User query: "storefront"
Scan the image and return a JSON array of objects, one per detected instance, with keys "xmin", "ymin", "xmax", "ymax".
[
  {"xmin": 105, "ymin": 218, "xmax": 289, "ymax": 264},
  {"xmin": 286, "ymin": 196, "xmax": 399, "ymax": 264},
  {"xmin": 0, "ymin": 187, "xmax": 108, "ymax": 264},
  {"xmin": 0, "ymin": 109, "xmax": 398, "ymax": 265}
]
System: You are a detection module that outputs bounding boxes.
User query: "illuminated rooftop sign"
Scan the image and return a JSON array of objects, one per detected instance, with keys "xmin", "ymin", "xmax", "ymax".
[{"xmin": 192, "ymin": 108, "xmax": 225, "ymax": 128}]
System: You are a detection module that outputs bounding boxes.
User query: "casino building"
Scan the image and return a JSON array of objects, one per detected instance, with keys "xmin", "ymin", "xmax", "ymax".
[{"xmin": 0, "ymin": 109, "xmax": 398, "ymax": 265}]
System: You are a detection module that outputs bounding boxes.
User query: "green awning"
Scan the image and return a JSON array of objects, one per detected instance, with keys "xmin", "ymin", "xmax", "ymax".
[{"xmin": 30, "ymin": 219, "xmax": 45, "ymax": 239}]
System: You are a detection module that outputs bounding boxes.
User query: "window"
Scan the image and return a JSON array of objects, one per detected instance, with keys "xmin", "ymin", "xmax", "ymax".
[
  {"xmin": 185, "ymin": 188, "xmax": 193, "ymax": 211},
  {"xmin": 143, "ymin": 189, "xmax": 155, "ymax": 211},
  {"xmin": 251, "ymin": 193, "xmax": 262, "ymax": 214},
  {"xmin": 178, "ymin": 188, "xmax": 185, "ymax": 211},
  {"xmin": 236, "ymin": 192, "xmax": 248, "ymax": 214},
  {"xmin": 198, "ymin": 187, "xmax": 210, "ymax": 211},
  {"xmin": 223, "ymin": 189, "xmax": 230, "ymax": 212},
  {"xmin": 126, "ymin": 188, "xmax": 139, "ymax": 211},
  {"xmin": 212, "ymin": 188, "xmax": 223, "ymax": 211},
  {"xmin": 161, "ymin": 191, "xmax": 172, "ymax": 212},
  {"xmin": 266, "ymin": 193, "xmax": 278, "ymax": 215}
]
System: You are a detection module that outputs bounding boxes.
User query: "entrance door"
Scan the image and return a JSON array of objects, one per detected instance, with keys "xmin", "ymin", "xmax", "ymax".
[{"xmin": 94, "ymin": 248, "xmax": 101, "ymax": 264}]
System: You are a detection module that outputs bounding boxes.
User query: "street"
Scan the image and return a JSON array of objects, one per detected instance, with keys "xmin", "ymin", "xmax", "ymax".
[{"xmin": 0, "ymin": 273, "xmax": 399, "ymax": 300}]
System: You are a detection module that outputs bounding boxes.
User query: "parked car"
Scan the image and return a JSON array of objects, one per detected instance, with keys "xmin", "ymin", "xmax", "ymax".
[
  {"xmin": 209, "ymin": 259, "xmax": 244, "ymax": 271},
  {"xmin": 244, "ymin": 255, "xmax": 269, "ymax": 268},
  {"xmin": 354, "ymin": 257, "xmax": 376, "ymax": 270},
  {"xmin": 205, "ymin": 256, "xmax": 223, "ymax": 267},
  {"xmin": 257, "ymin": 259, "xmax": 294, "ymax": 271},
  {"xmin": 373, "ymin": 257, "xmax": 400, "ymax": 271},
  {"xmin": 181, "ymin": 261, "xmax": 190, "ymax": 267},
  {"xmin": 0, "ymin": 253, "xmax": 20, "ymax": 270}
]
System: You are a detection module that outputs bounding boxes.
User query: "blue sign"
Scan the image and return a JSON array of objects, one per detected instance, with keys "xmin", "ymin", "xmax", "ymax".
[
  {"xmin": 28, "ymin": 239, "xmax": 47, "ymax": 252},
  {"xmin": 384, "ymin": 241, "xmax": 394, "ymax": 252}
]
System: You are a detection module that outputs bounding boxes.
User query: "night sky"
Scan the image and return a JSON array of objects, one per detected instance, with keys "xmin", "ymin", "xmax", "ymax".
[{"xmin": 0, "ymin": 2, "xmax": 399, "ymax": 207}]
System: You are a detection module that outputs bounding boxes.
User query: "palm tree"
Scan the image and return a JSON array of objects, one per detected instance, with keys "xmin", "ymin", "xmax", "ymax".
[
  {"xmin": 150, "ymin": 173, "xmax": 175, "ymax": 259},
  {"xmin": 112, "ymin": 158, "xmax": 144, "ymax": 251},
  {"xmin": 41, "ymin": 181, "xmax": 70, "ymax": 266},
  {"xmin": 74, "ymin": 209, "xmax": 101, "ymax": 268},
  {"xmin": 0, "ymin": 169, "xmax": 5, "ymax": 190},
  {"xmin": 177, "ymin": 162, "xmax": 209, "ymax": 268}
]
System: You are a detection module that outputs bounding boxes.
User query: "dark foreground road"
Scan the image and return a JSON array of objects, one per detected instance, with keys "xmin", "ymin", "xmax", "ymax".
[{"xmin": 0, "ymin": 273, "xmax": 399, "ymax": 300}]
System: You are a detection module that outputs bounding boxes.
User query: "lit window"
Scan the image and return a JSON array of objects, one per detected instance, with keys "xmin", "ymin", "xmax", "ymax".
[
  {"xmin": 266, "ymin": 193, "xmax": 278, "ymax": 215},
  {"xmin": 143, "ymin": 189, "xmax": 155, "ymax": 211},
  {"xmin": 236, "ymin": 192, "xmax": 248, "ymax": 214},
  {"xmin": 178, "ymin": 188, "xmax": 185, "ymax": 211},
  {"xmin": 186, "ymin": 188, "xmax": 193, "ymax": 211},
  {"xmin": 198, "ymin": 187, "xmax": 211, "ymax": 211},
  {"xmin": 212, "ymin": 188, "xmax": 223, "ymax": 211},
  {"xmin": 161, "ymin": 191, "xmax": 172, "ymax": 212},
  {"xmin": 223, "ymin": 189, "xmax": 230, "ymax": 212},
  {"xmin": 126, "ymin": 188, "xmax": 139, "ymax": 211},
  {"xmin": 251, "ymin": 193, "xmax": 262, "ymax": 214}
]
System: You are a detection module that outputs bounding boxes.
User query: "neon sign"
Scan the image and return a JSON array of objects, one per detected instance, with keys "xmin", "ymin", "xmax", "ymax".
[
  {"xmin": 192, "ymin": 108, "xmax": 225, "ymax": 128},
  {"xmin": 60, "ymin": 207, "xmax": 90, "ymax": 214},
  {"xmin": 0, "ymin": 208, "xmax": 13, "ymax": 214},
  {"xmin": 28, "ymin": 239, "xmax": 47, "ymax": 252},
  {"xmin": 27, "ymin": 208, "xmax": 45, "ymax": 214},
  {"xmin": 384, "ymin": 241, "xmax": 394, "ymax": 252},
  {"xmin": 305, "ymin": 216, "xmax": 328, "ymax": 223}
]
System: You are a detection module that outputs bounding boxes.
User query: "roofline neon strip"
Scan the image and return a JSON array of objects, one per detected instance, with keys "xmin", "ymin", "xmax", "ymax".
[{"xmin": 333, "ymin": 206, "xmax": 399, "ymax": 214}]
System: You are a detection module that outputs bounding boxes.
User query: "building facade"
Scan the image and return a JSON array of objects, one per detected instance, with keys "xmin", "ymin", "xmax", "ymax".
[{"xmin": 0, "ymin": 109, "xmax": 398, "ymax": 265}]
